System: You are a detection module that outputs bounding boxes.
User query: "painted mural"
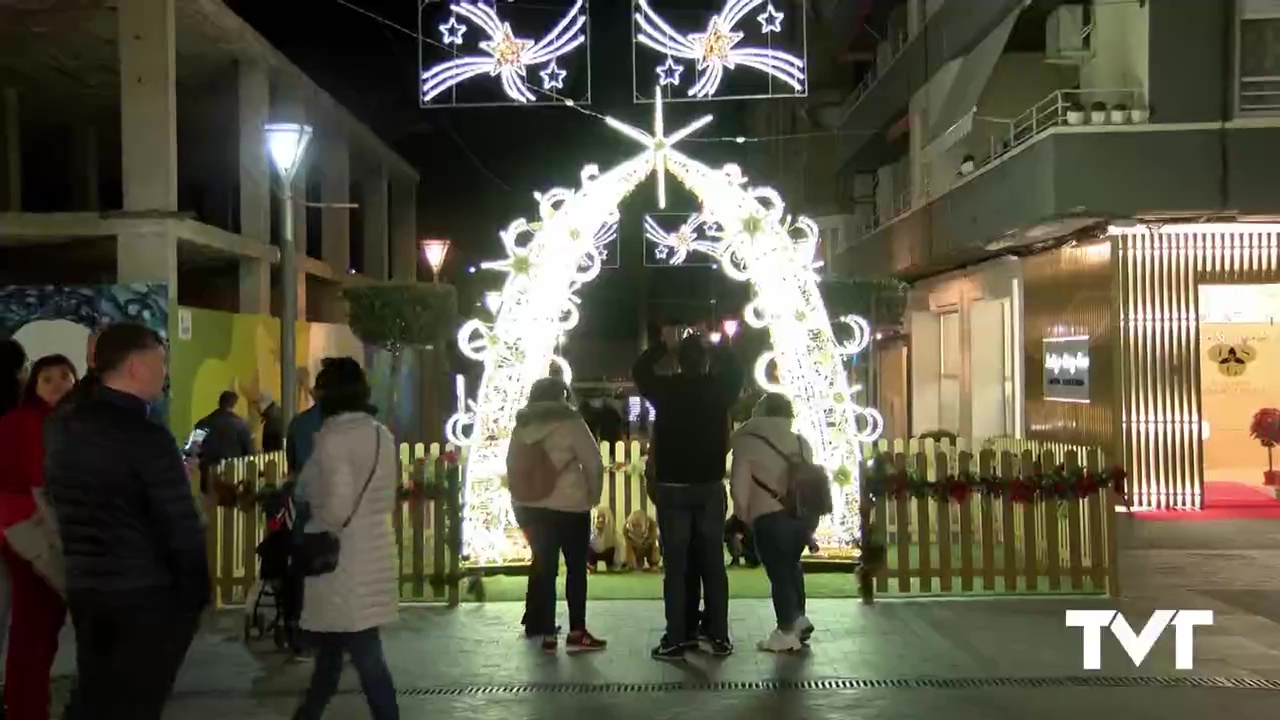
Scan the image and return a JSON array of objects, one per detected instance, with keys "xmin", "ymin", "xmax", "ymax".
[
  {"xmin": 0, "ymin": 283, "xmax": 170, "ymax": 422},
  {"xmin": 167, "ymin": 307, "xmax": 421, "ymax": 448}
]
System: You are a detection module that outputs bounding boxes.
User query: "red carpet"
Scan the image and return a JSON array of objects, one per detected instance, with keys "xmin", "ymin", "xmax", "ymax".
[{"xmin": 1135, "ymin": 482, "xmax": 1280, "ymax": 520}]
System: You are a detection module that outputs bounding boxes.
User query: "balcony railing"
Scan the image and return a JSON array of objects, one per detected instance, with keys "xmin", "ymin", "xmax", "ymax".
[
  {"xmin": 981, "ymin": 88, "xmax": 1146, "ymax": 167},
  {"xmin": 846, "ymin": 29, "xmax": 913, "ymax": 112}
]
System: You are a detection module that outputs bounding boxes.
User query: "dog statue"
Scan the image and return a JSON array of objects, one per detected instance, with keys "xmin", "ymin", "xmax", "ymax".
[
  {"xmin": 624, "ymin": 510, "xmax": 661, "ymax": 571},
  {"xmin": 587, "ymin": 506, "xmax": 619, "ymax": 572}
]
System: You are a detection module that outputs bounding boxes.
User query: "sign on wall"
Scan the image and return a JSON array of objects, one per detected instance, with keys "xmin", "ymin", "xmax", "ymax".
[{"xmin": 1043, "ymin": 335, "xmax": 1090, "ymax": 403}]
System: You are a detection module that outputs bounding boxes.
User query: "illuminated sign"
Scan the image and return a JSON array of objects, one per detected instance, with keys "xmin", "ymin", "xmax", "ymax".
[
  {"xmin": 632, "ymin": 0, "xmax": 808, "ymax": 103},
  {"xmin": 1043, "ymin": 336, "xmax": 1090, "ymax": 403},
  {"xmin": 419, "ymin": 0, "xmax": 591, "ymax": 107}
]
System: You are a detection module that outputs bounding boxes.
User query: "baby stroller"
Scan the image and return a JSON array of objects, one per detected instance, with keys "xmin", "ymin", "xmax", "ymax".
[{"xmin": 245, "ymin": 487, "xmax": 296, "ymax": 649}]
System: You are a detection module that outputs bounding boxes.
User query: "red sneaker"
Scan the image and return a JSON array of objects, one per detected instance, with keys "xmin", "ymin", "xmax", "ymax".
[
  {"xmin": 541, "ymin": 635, "xmax": 558, "ymax": 654},
  {"xmin": 566, "ymin": 630, "xmax": 607, "ymax": 653}
]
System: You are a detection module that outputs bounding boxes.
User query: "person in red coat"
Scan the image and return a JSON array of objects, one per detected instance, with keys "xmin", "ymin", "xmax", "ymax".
[{"xmin": 0, "ymin": 354, "xmax": 77, "ymax": 720}]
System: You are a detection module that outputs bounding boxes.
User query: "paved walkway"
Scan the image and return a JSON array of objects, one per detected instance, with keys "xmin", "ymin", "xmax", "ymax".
[{"xmin": 38, "ymin": 513, "xmax": 1280, "ymax": 718}]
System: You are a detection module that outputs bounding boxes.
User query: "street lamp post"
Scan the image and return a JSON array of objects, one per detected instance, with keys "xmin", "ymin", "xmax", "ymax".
[
  {"xmin": 722, "ymin": 318, "xmax": 740, "ymax": 341},
  {"xmin": 419, "ymin": 238, "xmax": 451, "ymax": 283},
  {"xmin": 265, "ymin": 122, "xmax": 313, "ymax": 427}
]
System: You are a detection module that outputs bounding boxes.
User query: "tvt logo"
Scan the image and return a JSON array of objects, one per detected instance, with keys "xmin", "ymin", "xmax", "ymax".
[{"xmin": 1066, "ymin": 609, "xmax": 1214, "ymax": 670}]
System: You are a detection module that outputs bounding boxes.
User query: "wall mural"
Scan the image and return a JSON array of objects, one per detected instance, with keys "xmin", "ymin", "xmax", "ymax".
[
  {"xmin": 167, "ymin": 307, "xmax": 421, "ymax": 447},
  {"xmin": 0, "ymin": 283, "xmax": 169, "ymax": 422},
  {"xmin": 2, "ymin": 294, "xmax": 421, "ymax": 447}
]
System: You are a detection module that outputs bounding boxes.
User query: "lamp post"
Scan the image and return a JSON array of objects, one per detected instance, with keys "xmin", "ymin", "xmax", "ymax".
[
  {"xmin": 265, "ymin": 122, "xmax": 313, "ymax": 427},
  {"xmin": 722, "ymin": 318, "xmax": 740, "ymax": 341},
  {"xmin": 419, "ymin": 238, "xmax": 451, "ymax": 283}
]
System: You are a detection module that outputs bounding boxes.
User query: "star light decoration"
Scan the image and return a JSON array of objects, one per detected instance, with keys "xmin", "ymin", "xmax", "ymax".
[
  {"xmin": 635, "ymin": 0, "xmax": 805, "ymax": 98},
  {"xmin": 643, "ymin": 214, "xmax": 721, "ymax": 265},
  {"xmin": 446, "ymin": 86, "xmax": 882, "ymax": 564},
  {"xmin": 423, "ymin": 0, "xmax": 587, "ymax": 104},
  {"xmin": 757, "ymin": 3, "xmax": 784, "ymax": 34}
]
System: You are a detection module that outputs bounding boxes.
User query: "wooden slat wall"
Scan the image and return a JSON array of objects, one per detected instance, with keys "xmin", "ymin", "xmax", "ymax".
[
  {"xmin": 1115, "ymin": 226, "xmax": 1280, "ymax": 509},
  {"xmin": 1021, "ymin": 241, "xmax": 1118, "ymax": 452}
]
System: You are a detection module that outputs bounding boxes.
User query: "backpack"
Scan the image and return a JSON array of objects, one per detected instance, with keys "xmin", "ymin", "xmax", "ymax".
[
  {"xmin": 506, "ymin": 437, "xmax": 561, "ymax": 503},
  {"xmin": 749, "ymin": 433, "xmax": 833, "ymax": 524}
]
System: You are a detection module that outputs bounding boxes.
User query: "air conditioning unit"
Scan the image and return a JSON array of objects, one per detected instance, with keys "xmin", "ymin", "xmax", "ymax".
[{"xmin": 1045, "ymin": 3, "xmax": 1092, "ymax": 65}]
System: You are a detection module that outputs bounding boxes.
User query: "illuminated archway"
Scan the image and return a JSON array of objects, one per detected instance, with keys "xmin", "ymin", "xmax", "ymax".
[{"xmin": 446, "ymin": 91, "xmax": 883, "ymax": 564}]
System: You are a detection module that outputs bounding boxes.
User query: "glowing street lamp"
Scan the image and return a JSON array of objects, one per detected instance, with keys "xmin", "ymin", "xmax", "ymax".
[
  {"xmin": 265, "ymin": 122, "xmax": 314, "ymax": 427},
  {"xmin": 721, "ymin": 318, "xmax": 740, "ymax": 339},
  {"xmin": 483, "ymin": 291, "xmax": 503, "ymax": 314},
  {"xmin": 709, "ymin": 330, "xmax": 723, "ymax": 344},
  {"xmin": 420, "ymin": 238, "xmax": 452, "ymax": 282}
]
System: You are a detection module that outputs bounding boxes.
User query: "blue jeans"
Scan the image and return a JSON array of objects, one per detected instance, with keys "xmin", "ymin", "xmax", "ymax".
[
  {"xmin": 293, "ymin": 628, "xmax": 398, "ymax": 720},
  {"xmin": 753, "ymin": 511, "xmax": 808, "ymax": 630},
  {"xmin": 655, "ymin": 483, "xmax": 729, "ymax": 642},
  {"xmin": 520, "ymin": 507, "xmax": 591, "ymax": 634}
]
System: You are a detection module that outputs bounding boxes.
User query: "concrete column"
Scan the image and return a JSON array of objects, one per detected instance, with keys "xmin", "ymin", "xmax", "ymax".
[
  {"xmin": 320, "ymin": 134, "xmax": 351, "ymax": 273},
  {"xmin": 238, "ymin": 259, "xmax": 269, "ymax": 314},
  {"xmin": 117, "ymin": 227, "xmax": 178, "ymax": 302},
  {"xmin": 2, "ymin": 88, "xmax": 20, "ymax": 211},
  {"xmin": 361, "ymin": 167, "xmax": 389, "ymax": 280},
  {"xmin": 238, "ymin": 61, "xmax": 270, "ymax": 241},
  {"xmin": 237, "ymin": 62, "xmax": 270, "ymax": 314},
  {"xmin": 390, "ymin": 178, "xmax": 416, "ymax": 281},
  {"xmin": 118, "ymin": 0, "xmax": 178, "ymax": 212},
  {"xmin": 71, "ymin": 124, "xmax": 100, "ymax": 211}
]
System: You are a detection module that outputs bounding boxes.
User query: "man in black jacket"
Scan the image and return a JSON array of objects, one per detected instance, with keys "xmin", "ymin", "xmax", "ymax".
[
  {"xmin": 634, "ymin": 326, "xmax": 743, "ymax": 660},
  {"xmin": 45, "ymin": 323, "xmax": 209, "ymax": 720},
  {"xmin": 193, "ymin": 390, "xmax": 254, "ymax": 492}
]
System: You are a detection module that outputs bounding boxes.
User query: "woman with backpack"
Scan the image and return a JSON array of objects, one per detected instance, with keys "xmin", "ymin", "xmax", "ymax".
[
  {"xmin": 506, "ymin": 377, "xmax": 607, "ymax": 654},
  {"xmin": 728, "ymin": 392, "xmax": 817, "ymax": 653}
]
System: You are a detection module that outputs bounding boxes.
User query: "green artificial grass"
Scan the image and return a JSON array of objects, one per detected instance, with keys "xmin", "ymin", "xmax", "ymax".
[{"xmin": 463, "ymin": 566, "xmax": 857, "ymax": 602}]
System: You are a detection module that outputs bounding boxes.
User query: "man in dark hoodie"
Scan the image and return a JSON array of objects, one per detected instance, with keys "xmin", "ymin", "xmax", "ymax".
[{"xmin": 633, "ymin": 325, "xmax": 743, "ymax": 660}]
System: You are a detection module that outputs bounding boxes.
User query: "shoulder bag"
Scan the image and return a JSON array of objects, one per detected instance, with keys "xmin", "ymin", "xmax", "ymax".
[{"xmin": 295, "ymin": 426, "xmax": 381, "ymax": 577}]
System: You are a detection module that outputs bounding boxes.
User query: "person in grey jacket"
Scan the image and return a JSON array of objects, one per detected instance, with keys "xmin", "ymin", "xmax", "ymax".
[
  {"xmin": 292, "ymin": 358, "xmax": 399, "ymax": 720},
  {"xmin": 729, "ymin": 392, "xmax": 816, "ymax": 654},
  {"xmin": 508, "ymin": 377, "xmax": 607, "ymax": 654}
]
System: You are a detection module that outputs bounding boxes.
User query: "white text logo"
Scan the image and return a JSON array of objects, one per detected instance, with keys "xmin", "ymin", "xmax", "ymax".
[
  {"xmin": 1045, "ymin": 352, "xmax": 1090, "ymax": 375},
  {"xmin": 1066, "ymin": 609, "xmax": 1213, "ymax": 670}
]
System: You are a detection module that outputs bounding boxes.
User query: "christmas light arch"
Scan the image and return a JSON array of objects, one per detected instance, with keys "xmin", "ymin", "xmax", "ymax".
[{"xmin": 447, "ymin": 90, "xmax": 882, "ymax": 564}]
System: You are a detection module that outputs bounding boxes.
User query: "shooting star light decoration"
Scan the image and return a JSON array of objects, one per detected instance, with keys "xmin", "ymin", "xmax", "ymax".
[
  {"xmin": 635, "ymin": 0, "xmax": 805, "ymax": 98},
  {"xmin": 643, "ymin": 214, "xmax": 722, "ymax": 266},
  {"xmin": 423, "ymin": 0, "xmax": 587, "ymax": 104},
  {"xmin": 580, "ymin": 215, "xmax": 621, "ymax": 270}
]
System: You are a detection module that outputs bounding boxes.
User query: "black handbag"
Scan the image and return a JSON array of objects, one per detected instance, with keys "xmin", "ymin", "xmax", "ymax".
[{"xmin": 296, "ymin": 427, "xmax": 381, "ymax": 577}]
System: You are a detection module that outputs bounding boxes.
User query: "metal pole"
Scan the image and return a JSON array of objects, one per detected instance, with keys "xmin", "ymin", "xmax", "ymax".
[{"xmin": 280, "ymin": 186, "xmax": 298, "ymax": 428}]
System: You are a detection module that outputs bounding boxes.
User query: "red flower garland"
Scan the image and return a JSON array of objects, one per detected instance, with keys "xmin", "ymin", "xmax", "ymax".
[{"xmin": 867, "ymin": 464, "xmax": 1126, "ymax": 504}]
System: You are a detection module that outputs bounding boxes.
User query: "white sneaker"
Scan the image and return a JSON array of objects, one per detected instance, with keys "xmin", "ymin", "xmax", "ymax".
[
  {"xmin": 756, "ymin": 628, "xmax": 803, "ymax": 653},
  {"xmin": 795, "ymin": 615, "xmax": 815, "ymax": 643}
]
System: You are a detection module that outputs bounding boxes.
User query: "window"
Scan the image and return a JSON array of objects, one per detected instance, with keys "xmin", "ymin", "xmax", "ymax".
[{"xmin": 1238, "ymin": 0, "xmax": 1280, "ymax": 114}]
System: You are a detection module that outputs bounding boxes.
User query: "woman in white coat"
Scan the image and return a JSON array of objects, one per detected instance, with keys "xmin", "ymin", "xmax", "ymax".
[
  {"xmin": 729, "ymin": 393, "xmax": 816, "ymax": 653},
  {"xmin": 293, "ymin": 358, "xmax": 399, "ymax": 720}
]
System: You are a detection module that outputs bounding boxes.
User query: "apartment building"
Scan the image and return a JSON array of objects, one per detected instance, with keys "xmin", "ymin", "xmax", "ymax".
[
  {"xmin": 0, "ymin": 0, "xmax": 420, "ymax": 320},
  {"xmin": 817, "ymin": 0, "xmax": 1280, "ymax": 509}
]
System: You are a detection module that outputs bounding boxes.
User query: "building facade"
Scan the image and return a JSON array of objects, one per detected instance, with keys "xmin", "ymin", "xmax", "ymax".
[
  {"xmin": 814, "ymin": 0, "xmax": 1280, "ymax": 509},
  {"xmin": 0, "ymin": 0, "xmax": 420, "ymax": 322}
]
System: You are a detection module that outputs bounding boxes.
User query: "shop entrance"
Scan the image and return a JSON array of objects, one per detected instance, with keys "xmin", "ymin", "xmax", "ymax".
[{"xmin": 1197, "ymin": 283, "xmax": 1280, "ymax": 514}]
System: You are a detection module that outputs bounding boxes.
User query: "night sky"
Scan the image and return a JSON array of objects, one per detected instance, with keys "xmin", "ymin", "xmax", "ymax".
[{"xmin": 227, "ymin": 0, "xmax": 760, "ymax": 373}]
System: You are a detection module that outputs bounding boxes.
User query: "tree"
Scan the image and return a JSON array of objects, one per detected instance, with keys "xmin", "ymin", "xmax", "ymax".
[{"xmin": 342, "ymin": 281, "xmax": 458, "ymax": 436}]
